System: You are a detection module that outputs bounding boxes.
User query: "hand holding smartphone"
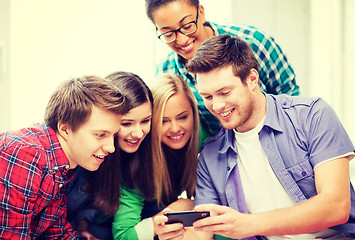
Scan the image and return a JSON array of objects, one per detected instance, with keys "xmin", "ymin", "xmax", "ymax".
[{"xmin": 164, "ymin": 210, "xmax": 210, "ymax": 227}]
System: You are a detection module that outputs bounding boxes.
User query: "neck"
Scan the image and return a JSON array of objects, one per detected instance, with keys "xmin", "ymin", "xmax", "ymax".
[
  {"xmin": 236, "ymin": 91, "xmax": 266, "ymax": 133},
  {"xmin": 56, "ymin": 132, "xmax": 76, "ymax": 169}
]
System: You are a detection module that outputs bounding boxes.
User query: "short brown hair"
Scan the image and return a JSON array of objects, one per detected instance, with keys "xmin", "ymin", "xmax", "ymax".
[
  {"xmin": 44, "ymin": 75, "xmax": 128, "ymax": 132},
  {"xmin": 186, "ymin": 34, "xmax": 259, "ymax": 84}
]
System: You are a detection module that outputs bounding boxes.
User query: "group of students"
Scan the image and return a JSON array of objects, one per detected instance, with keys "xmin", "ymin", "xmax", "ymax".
[
  {"xmin": 1, "ymin": 0, "xmax": 355, "ymax": 239},
  {"xmin": 66, "ymin": 72, "xmax": 199, "ymax": 240}
]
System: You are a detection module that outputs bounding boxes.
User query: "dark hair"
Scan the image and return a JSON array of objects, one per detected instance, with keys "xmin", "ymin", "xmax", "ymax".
[
  {"xmin": 186, "ymin": 34, "xmax": 259, "ymax": 84},
  {"xmin": 145, "ymin": 0, "xmax": 199, "ymax": 22},
  {"xmin": 45, "ymin": 75, "xmax": 128, "ymax": 132},
  {"xmin": 87, "ymin": 72, "xmax": 156, "ymax": 216}
]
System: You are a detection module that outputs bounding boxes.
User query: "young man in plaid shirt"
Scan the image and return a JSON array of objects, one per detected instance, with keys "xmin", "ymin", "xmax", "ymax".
[{"xmin": 0, "ymin": 76, "xmax": 128, "ymax": 239}]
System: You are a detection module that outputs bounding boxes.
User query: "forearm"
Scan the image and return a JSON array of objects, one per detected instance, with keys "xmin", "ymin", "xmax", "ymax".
[
  {"xmin": 250, "ymin": 158, "xmax": 351, "ymax": 236},
  {"xmin": 167, "ymin": 198, "xmax": 194, "ymax": 212},
  {"xmin": 249, "ymin": 192, "xmax": 350, "ymax": 236}
]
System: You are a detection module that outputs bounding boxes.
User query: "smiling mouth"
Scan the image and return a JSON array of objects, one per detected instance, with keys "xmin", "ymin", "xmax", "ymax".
[
  {"xmin": 93, "ymin": 154, "xmax": 106, "ymax": 163},
  {"xmin": 180, "ymin": 42, "xmax": 194, "ymax": 51},
  {"xmin": 169, "ymin": 134, "xmax": 184, "ymax": 140},
  {"xmin": 219, "ymin": 109, "xmax": 234, "ymax": 118},
  {"xmin": 125, "ymin": 139, "xmax": 139, "ymax": 144}
]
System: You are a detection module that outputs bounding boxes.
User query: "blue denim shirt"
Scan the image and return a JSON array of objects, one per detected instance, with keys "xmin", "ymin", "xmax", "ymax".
[{"xmin": 195, "ymin": 94, "xmax": 355, "ymax": 235}]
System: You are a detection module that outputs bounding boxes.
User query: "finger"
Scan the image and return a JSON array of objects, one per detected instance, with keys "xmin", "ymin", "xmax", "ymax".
[
  {"xmin": 195, "ymin": 204, "xmax": 229, "ymax": 215},
  {"xmin": 154, "ymin": 215, "xmax": 169, "ymax": 225},
  {"xmin": 162, "ymin": 207, "xmax": 173, "ymax": 214},
  {"xmin": 158, "ymin": 225, "xmax": 185, "ymax": 240}
]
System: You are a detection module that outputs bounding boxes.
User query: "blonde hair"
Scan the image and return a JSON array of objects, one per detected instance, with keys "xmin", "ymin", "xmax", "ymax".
[{"xmin": 150, "ymin": 73, "xmax": 199, "ymax": 204}]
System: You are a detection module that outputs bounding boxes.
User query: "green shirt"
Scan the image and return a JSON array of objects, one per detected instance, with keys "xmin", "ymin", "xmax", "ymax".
[{"xmin": 112, "ymin": 186, "xmax": 147, "ymax": 240}]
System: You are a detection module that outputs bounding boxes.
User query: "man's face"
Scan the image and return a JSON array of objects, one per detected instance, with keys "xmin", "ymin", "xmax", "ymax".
[
  {"xmin": 196, "ymin": 66, "xmax": 257, "ymax": 133},
  {"xmin": 61, "ymin": 105, "xmax": 121, "ymax": 171}
]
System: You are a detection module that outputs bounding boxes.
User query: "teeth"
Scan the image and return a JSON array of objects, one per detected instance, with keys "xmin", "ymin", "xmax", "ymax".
[
  {"xmin": 94, "ymin": 155, "xmax": 104, "ymax": 159},
  {"xmin": 170, "ymin": 134, "xmax": 183, "ymax": 140},
  {"xmin": 126, "ymin": 139, "xmax": 138, "ymax": 144},
  {"xmin": 181, "ymin": 42, "xmax": 193, "ymax": 50},
  {"xmin": 220, "ymin": 110, "xmax": 233, "ymax": 117}
]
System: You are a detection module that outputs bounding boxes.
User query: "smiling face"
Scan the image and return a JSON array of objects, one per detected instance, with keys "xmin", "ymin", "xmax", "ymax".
[
  {"xmin": 161, "ymin": 92, "xmax": 194, "ymax": 149},
  {"xmin": 117, "ymin": 102, "xmax": 152, "ymax": 153},
  {"xmin": 58, "ymin": 105, "xmax": 122, "ymax": 171},
  {"xmin": 197, "ymin": 66, "xmax": 264, "ymax": 133},
  {"xmin": 152, "ymin": 1, "xmax": 213, "ymax": 61}
]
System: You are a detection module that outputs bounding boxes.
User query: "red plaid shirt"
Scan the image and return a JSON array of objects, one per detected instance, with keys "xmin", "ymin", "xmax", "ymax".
[{"xmin": 0, "ymin": 124, "xmax": 78, "ymax": 239}]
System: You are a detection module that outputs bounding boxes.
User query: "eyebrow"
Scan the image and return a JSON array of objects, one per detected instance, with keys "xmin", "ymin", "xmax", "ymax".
[
  {"xmin": 159, "ymin": 14, "xmax": 194, "ymax": 31},
  {"xmin": 177, "ymin": 110, "xmax": 189, "ymax": 117},
  {"xmin": 199, "ymin": 87, "xmax": 231, "ymax": 95},
  {"xmin": 121, "ymin": 115, "xmax": 152, "ymax": 121}
]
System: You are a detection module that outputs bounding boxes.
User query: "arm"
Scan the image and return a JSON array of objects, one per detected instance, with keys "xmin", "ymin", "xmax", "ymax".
[
  {"xmin": 193, "ymin": 157, "xmax": 351, "ymax": 238},
  {"xmin": 0, "ymin": 145, "xmax": 41, "ymax": 239},
  {"xmin": 112, "ymin": 186, "xmax": 145, "ymax": 240}
]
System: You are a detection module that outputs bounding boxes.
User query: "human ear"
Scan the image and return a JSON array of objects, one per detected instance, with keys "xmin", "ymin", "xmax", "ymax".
[
  {"xmin": 198, "ymin": 5, "xmax": 207, "ymax": 23},
  {"xmin": 248, "ymin": 69, "xmax": 260, "ymax": 90},
  {"xmin": 57, "ymin": 122, "xmax": 70, "ymax": 140}
]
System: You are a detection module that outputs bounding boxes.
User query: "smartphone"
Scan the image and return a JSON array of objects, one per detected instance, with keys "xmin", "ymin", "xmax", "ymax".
[{"xmin": 164, "ymin": 210, "xmax": 210, "ymax": 227}]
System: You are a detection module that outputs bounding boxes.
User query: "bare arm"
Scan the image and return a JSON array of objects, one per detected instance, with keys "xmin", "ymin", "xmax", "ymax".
[{"xmin": 193, "ymin": 157, "xmax": 351, "ymax": 238}]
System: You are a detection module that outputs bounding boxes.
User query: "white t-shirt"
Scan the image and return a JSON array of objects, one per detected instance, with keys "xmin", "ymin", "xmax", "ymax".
[{"xmin": 234, "ymin": 118, "xmax": 344, "ymax": 239}]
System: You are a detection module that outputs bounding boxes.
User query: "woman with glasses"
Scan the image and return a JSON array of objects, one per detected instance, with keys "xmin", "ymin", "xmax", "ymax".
[{"xmin": 145, "ymin": 0, "xmax": 300, "ymax": 144}]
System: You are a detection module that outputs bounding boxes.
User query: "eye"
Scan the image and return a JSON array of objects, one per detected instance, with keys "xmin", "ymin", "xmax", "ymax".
[
  {"xmin": 203, "ymin": 95, "xmax": 212, "ymax": 100},
  {"xmin": 220, "ymin": 90, "xmax": 231, "ymax": 96},
  {"xmin": 178, "ymin": 115, "xmax": 188, "ymax": 121},
  {"xmin": 182, "ymin": 22, "xmax": 193, "ymax": 31},
  {"xmin": 162, "ymin": 31, "xmax": 174, "ymax": 38},
  {"xmin": 96, "ymin": 133, "xmax": 106, "ymax": 138},
  {"xmin": 141, "ymin": 119, "xmax": 151, "ymax": 124},
  {"xmin": 121, "ymin": 122, "xmax": 131, "ymax": 127}
]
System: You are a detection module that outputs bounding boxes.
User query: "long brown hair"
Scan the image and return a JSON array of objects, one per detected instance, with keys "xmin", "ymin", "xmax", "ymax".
[{"xmin": 87, "ymin": 72, "xmax": 156, "ymax": 216}]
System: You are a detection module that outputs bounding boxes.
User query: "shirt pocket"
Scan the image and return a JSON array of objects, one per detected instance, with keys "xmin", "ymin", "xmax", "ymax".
[{"xmin": 286, "ymin": 160, "xmax": 316, "ymax": 199}]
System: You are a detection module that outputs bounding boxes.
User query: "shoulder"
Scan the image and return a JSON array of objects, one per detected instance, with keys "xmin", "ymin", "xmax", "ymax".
[
  {"xmin": 210, "ymin": 21, "xmax": 273, "ymax": 42},
  {"xmin": 273, "ymin": 94, "xmax": 327, "ymax": 116},
  {"xmin": 0, "ymin": 124, "xmax": 53, "ymax": 171},
  {"xmin": 266, "ymin": 94, "xmax": 334, "ymax": 132},
  {"xmin": 200, "ymin": 128, "xmax": 231, "ymax": 156},
  {"xmin": 155, "ymin": 52, "xmax": 179, "ymax": 73}
]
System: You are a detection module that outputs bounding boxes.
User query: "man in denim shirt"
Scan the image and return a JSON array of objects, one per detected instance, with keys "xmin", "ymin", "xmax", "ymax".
[{"xmin": 153, "ymin": 35, "xmax": 355, "ymax": 240}]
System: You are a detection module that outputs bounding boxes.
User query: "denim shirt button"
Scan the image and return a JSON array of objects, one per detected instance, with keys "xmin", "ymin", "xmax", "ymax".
[
  {"xmin": 227, "ymin": 167, "xmax": 231, "ymax": 171},
  {"xmin": 302, "ymin": 171, "xmax": 307, "ymax": 177},
  {"xmin": 283, "ymin": 102, "xmax": 287, "ymax": 106}
]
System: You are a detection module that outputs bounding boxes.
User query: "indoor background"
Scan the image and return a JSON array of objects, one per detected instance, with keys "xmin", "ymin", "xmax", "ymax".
[{"xmin": 0, "ymin": 0, "xmax": 354, "ymax": 177}]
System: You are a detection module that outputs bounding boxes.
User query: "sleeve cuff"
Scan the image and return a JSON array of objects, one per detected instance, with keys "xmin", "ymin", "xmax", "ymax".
[{"xmin": 135, "ymin": 217, "xmax": 154, "ymax": 240}]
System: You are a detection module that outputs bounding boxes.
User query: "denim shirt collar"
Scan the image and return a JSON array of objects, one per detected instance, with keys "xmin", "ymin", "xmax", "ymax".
[{"xmin": 219, "ymin": 93, "xmax": 282, "ymax": 154}]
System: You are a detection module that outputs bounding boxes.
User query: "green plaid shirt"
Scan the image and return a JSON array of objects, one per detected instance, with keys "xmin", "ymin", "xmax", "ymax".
[{"xmin": 155, "ymin": 21, "xmax": 300, "ymax": 138}]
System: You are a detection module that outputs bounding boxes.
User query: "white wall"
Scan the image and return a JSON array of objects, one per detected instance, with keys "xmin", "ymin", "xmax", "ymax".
[
  {"xmin": 0, "ymin": 1, "xmax": 354, "ymax": 170},
  {"xmin": 7, "ymin": 0, "xmax": 157, "ymax": 131}
]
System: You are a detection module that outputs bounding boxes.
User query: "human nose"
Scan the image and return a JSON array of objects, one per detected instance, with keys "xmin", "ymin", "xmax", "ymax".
[
  {"xmin": 131, "ymin": 124, "xmax": 144, "ymax": 138},
  {"xmin": 212, "ymin": 98, "xmax": 226, "ymax": 112},
  {"xmin": 175, "ymin": 31, "xmax": 190, "ymax": 44},
  {"xmin": 169, "ymin": 120, "xmax": 181, "ymax": 133},
  {"xmin": 103, "ymin": 136, "xmax": 115, "ymax": 154}
]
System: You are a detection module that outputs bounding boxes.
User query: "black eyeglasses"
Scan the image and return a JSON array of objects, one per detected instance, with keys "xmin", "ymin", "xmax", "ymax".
[{"xmin": 156, "ymin": 9, "xmax": 199, "ymax": 44}]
